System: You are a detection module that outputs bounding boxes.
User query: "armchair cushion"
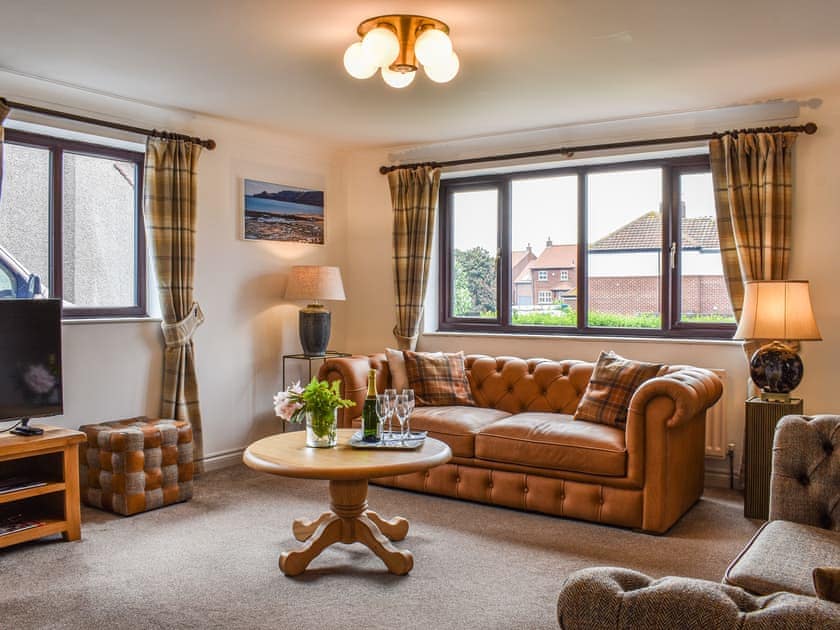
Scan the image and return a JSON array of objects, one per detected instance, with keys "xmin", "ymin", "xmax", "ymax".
[
  {"xmin": 724, "ymin": 520, "xmax": 840, "ymax": 596},
  {"xmin": 573, "ymin": 351, "xmax": 662, "ymax": 427}
]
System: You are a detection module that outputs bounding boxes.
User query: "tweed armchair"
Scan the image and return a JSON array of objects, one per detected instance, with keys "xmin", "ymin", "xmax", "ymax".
[{"xmin": 556, "ymin": 414, "xmax": 840, "ymax": 629}]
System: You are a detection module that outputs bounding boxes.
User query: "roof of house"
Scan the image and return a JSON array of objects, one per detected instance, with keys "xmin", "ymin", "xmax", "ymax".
[
  {"xmin": 531, "ymin": 243, "xmax": 577, "ymax": 269},
  {"xmin": 512, "ymin": 249, "xmax": 529, "ymax": 268},
  {"xmin": 590, "ymin": 212, "xmax": 719, "ymax": 250}
]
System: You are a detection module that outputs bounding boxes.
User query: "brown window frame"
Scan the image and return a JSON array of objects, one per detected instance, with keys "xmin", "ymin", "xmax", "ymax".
[
  {"xmin": 4, "ymin": 129, "xmax": 147, "ymax": 319},
  {"xmin": 438, "ymin": 153, "xmax": 736, "ymax": 339}
]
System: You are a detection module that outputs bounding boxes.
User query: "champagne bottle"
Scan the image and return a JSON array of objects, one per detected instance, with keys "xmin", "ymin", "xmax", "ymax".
[{"xmin": 362, "ymin": 369, "xmax": 379, "ymax": 442}]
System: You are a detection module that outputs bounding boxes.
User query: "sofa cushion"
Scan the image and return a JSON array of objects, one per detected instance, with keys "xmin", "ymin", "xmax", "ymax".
[
  {"xmin": 574, "ymin": 351, "xmax": 662, "ymax": 427},
  {"xmin": 407, "ymin": 405, "xmax": 510, "ymax": 458},
  {"xmin": 475, "ymin": 413, "xmax": 627, "ymax": 476},
  {"xmin": 385, "ymin": 348, "xmax": 409, "ymax": 392},
  {"xmin": 724, "ymin": 520, "xmax": 840, "ymax": 596},
  {"xmin": 404, "ymin": 350, "xmax": 475, "ymax": 407}
]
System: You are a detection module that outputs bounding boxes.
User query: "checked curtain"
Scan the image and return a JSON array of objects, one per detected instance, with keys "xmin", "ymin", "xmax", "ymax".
[
  {"xmin": 143, "ymin": 137, "xmax": 205, "ymax": 467},
  {"xmin": 388, "ymin": 165, "xmax": 441, "ymax": 351}
]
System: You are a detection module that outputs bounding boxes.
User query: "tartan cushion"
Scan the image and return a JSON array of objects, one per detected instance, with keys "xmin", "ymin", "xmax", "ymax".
[
  {"xmin": 403, "ymin": 350, "xmax": 475, "ymax": 407},
  {"xmin": 573, "ymin": 351, "xmax": 662, "ymax": 427}
]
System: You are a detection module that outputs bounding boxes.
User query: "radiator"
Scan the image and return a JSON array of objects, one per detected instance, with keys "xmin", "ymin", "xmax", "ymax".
[{"xmin": 705, "ymin": 369, "xmax": 727, "ymax": 459}]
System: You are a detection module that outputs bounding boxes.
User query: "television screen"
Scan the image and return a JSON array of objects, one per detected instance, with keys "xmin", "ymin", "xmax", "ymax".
[{"xmin": 0, "ymin": 299, "xmax": 63, "ymax": 422}]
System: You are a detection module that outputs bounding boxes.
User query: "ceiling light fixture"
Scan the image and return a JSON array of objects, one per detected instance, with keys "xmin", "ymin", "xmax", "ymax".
[{"xmin": 343, "ymin": 15, "xmax": 459, "ymax": 88}]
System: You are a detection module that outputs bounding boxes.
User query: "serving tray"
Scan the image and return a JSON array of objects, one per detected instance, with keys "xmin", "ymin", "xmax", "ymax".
[{"xmin": 349, "ymin": 430, "xmax": 427, "ymax": 450}]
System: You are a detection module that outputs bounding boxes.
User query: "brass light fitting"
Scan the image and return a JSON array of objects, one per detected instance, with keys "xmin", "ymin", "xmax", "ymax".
[{"xmin": 344, "ymin": 14, "xmax": 459, "ymax": 88}]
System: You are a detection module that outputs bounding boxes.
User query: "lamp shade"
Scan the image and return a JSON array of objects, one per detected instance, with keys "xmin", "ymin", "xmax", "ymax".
[
  {"xmin": 284, "ymin": 266, "xmax": 346, "ymax": 303},
  {"xmin": 734, "ymin": 280, "xmax": 821, "ymax": 341}
]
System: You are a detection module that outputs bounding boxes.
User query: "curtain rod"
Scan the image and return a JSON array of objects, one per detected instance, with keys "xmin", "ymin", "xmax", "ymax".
[
  {"xmin": 379, "ymin": 122, "xmax": 817, "ymax": 174},
  {"xmin": 1, "ymin": 98, "xmax": 216, "ymax": 150}
]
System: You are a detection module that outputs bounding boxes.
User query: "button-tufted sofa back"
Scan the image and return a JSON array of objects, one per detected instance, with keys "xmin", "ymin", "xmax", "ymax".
[
  {"xmin": 770, "ymin": 414, "xmax": 840, "ymax": 531},
  {"xmin": 465, "ymin": 355, "xmax": 593, "ymax": 415}
]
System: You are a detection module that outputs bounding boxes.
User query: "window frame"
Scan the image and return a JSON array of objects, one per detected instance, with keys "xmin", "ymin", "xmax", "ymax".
[
  {"xmin": 537, "ymin": 270, "xmax": 548, "ymax": 281},
  {"xmin": 3, "ymin": 129, "xmax": 147, "ymax": 319},
  {"xmin": 438, "ymin": 153, "xmax": 735, "ymax": 339}
]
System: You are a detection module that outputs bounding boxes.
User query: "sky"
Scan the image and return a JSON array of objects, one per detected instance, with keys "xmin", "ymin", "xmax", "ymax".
[{"xmin": 452, "ymin": 168, "xmax": 715, "ymax": 255}]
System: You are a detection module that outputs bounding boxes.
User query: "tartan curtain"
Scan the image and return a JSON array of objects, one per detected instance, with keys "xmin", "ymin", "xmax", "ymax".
[
  {"xmin": 388, "ymin": 165, "xmax": 441, "ymax": 351},
  {"xmin": 710, "ymin": 131, "xmax": 798, "ymax": 321},
  {"xmin": 143, "ymin": 137, "xmax": 205, "ymax": 466},
  {"xmin": 0, "ymin": 100, "xmax": 9, "ymax": 201}
]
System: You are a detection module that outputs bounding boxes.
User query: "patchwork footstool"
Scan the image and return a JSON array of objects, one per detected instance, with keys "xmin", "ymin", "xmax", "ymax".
[{"xmin": 79, "ymin": 416, "xmax": 193, "ymax": 516}]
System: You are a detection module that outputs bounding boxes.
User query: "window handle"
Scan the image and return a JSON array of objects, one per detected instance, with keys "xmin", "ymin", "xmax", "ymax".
[{"xmin": 669, "ymin": 242, "xmax": 677, "ymax": 270}]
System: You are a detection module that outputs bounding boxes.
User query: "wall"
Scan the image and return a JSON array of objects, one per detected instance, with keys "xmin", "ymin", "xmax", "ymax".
[
  {"xmin": 339, "ymin": 90, "xmax": 840, "ymax": 484},
  {"xmin": 0, "ymin": 71, "xmax": 348, "ymax": 466}
]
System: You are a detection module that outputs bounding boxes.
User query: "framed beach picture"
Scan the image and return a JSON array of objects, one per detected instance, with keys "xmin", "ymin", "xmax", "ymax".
[{"xmin": 242, "ymin": 179, "xmax": 324, "ymax": 244}]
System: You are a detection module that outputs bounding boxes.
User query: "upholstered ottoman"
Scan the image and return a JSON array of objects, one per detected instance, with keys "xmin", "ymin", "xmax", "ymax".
[{"xmin": 79, "ymin": 416, "xmax": 193, "ymax": 515}]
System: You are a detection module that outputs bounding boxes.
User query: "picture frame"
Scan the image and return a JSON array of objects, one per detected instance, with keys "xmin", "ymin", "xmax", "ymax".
[{"xmin": 242, "ymin": 178, "xmax": 324, "ymax": 244}]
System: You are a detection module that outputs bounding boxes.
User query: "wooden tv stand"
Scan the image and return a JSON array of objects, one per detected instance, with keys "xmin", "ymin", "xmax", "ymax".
[{"xmin": 0, "ymin": 424, "xmax": 86, "ymax": 549}]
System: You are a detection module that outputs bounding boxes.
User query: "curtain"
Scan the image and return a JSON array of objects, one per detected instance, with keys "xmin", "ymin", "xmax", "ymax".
[
  {"xmin": 143, "ymin": 137, "xmax": 205, "ymax": 467},
  {"xmin": 0, "ymin": 100, "xmax": 9, "ymax": 201},
  {"xmin": 710, "ymin": 131, "xmax": 798, "ymax": 320},
  {"xmin": 388, "ymin": 165, "xmax": 441, "ymax": 351}
]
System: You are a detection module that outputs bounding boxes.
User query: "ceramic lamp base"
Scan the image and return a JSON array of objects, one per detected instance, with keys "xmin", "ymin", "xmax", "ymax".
[
  {"xmin": 749, "ymin": 340, "xmax": 803, "ymax": 399},
  {"xmin": 299, "ymin": 304, "xmax": 331, "ymax": 357}
]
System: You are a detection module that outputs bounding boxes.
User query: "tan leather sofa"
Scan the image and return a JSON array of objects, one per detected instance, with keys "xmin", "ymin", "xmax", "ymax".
[{"xmin": 319, "ymin": 354, "xmax": 722, "ymax": 534}]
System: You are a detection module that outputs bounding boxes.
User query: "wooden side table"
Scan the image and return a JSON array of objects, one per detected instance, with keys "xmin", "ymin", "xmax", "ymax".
[
  {"xmin": 743, "ymin": 397, "xmax": 803, "ymax": 520},
  {"xmin": 0, "ymin": 424, "xmax": 86, "ymax": 548}
]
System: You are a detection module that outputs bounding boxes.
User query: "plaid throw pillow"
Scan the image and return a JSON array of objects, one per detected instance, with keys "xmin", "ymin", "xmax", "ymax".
[
  {"xmin": 573, "ymin": 351, "xmax": 662, "ymax": 427},
  {"xmin": 403, "ymin": 350, "xmax": 475, "ymax": 407}
]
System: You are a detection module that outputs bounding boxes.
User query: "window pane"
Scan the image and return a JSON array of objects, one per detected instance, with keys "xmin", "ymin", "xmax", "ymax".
[
  {"xmin": 62, "ymin": 152, "xmax": 137, "ymax": 308},
  {"xmin": 0, "ymin": 143, "xmax": 51, "ymax": 297},
  {"xmin": 511, "ymin": 175, "xmax": 577, "ymax": 327},
  {"xmin": 587, "ymin": 168, "xmax": 662, "ymax": 329},
  {"xmin": 679, "ymin": 172, "xmax": 735, "ymax": 323},
  {"xmin": 451, "ymin": 189, "xmax": 497, "ymax": 318}
]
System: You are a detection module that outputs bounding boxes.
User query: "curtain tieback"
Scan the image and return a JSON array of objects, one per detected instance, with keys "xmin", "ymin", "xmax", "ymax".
[
  {"xmin": 392, "ymin": 326, "xmax": 418, "ymax": 351},
  {"xmin": 162, "ymin": 302, "xmax": 205, "ymax": 348}
]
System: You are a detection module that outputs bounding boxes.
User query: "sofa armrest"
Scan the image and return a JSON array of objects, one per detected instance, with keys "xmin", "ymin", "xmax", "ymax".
[
  {"xmin": 625, "ymin": 367, "xmax": 722, "ymax": 533},
  {"xmin": 318, "ymin": 354, "xmax": 389, "ymax": 428},
  {"xmin": 628, "ymin": 367, "xmax": 723, "ymax": 429},
  {"xmin": 557, "ymin": 567, "xmax": 839, "ymax": 629},
  {"xmin": 770, "ymin": 414, "xmax": 840, "ymax": 529}
]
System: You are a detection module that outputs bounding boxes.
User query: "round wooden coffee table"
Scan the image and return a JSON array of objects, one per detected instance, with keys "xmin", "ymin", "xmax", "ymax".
[{"xmin": 243, "ymin": 428, "xmax": 451, "ymax": 576}]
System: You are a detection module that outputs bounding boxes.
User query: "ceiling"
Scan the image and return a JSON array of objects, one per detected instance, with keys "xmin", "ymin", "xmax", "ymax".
[{"xmin": 1, "ymin": 1, "xmax": 838, "ymax": 148}]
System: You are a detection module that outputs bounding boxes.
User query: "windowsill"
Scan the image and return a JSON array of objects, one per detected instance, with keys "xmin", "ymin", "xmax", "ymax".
[
  {"xmin": 62, "ymin": 316, "xmax": 162, "ymax": 325},
  {"xmin": 423, "ymin": 330, "xmax": 743, "ymax": 346}
]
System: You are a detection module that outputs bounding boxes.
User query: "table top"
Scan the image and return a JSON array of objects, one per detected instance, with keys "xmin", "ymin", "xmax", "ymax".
[
  {"xmin": 243, "ymin": 429, "xmax": 452, "ymax": 481},
  {"xmin": 0, "ymin": 424, "xmax": 86, "ymax": 459}
]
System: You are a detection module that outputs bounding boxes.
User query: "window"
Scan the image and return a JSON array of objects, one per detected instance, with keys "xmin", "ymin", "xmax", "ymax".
[
  {"xmin": 0, "ymin": 130, "xmax": 146, "ymax": 317},
  {"xmin": 438, "ymin": 154, "xmax": 735, "ymax": 337}
]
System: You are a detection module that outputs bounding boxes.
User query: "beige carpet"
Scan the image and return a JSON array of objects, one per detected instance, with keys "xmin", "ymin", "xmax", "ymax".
[{"xmin": 0, "ymin": 465, "xmax": 757, "ymax": 630}]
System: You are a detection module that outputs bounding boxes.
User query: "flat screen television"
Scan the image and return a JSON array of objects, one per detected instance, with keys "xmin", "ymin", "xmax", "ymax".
[{"xmin": 0, "ymin": 299, "xmax": 63, "ymax": 435}]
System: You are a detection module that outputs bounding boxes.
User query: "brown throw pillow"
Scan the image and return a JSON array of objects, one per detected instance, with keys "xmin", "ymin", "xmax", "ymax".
[
  {"xmin": 814, "ymin": 567, "xmax": 840, "ymax": 603},
  {"xmin": 403, "ymin": 350, "xmax": 475, "ymax": 407},
  {"xmin": 573, "ymin": 351, "xmax": 663, "ymax": 426}
]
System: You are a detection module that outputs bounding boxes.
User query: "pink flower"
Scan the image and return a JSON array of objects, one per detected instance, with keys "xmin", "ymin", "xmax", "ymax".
[{"xmin": 273, "ymin": 382, "xmax": 304, "ymax": 421}]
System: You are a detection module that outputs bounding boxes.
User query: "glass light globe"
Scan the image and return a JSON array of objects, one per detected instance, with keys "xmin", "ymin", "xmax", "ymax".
[
  {"xmin": 361, "ymin": 26, "xmax": 400, "ymax": 67},
  {"xmin": 381, "ymin": 67, "xmax": 416, "ymax": 89},
  {"xmin": 414, "ymin": 28, "xmax": 453, "ymax": 67},
  {"xmin": 343, "ymin": 42, "xmax": 378, "ymax": 79},
  {"xmin": 423, "ymin": 51, "xmax": 460, "ymax": 83}
]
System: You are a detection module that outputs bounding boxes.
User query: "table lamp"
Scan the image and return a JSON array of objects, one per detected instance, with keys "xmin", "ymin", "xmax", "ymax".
[
  {"xmin": 733, "ymin": 280, "xmax": 821, "ymax": 402},
  {"xmin": 284, "ymin": 265, "xmax": 346, "ymax": 357}
]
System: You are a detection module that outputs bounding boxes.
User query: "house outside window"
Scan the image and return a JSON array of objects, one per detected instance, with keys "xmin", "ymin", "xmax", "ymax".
[
  {"xmin": 438, "ymin": 154, "xmax": 735, "ymax": 338},
  {"xmin": 0, "ymin": 129, "xmax": 146, "ymax": 318}
]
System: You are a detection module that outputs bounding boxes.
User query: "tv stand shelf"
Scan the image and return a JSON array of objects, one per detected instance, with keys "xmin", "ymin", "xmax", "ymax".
[{"xmin": 0, "ymin": 425, "xmax": 85, "ymax": 549}]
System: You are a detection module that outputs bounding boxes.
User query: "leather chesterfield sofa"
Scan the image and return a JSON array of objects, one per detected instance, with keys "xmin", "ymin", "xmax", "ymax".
[{"xmin": 319, "ymin": 353, "xmax": 722, "ymax": 534}]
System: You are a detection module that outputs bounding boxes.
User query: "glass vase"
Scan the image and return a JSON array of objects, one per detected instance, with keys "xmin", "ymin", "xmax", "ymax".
[{"xmin": 305, "ymin": 408, "xmax": 338, "ymax": 448}]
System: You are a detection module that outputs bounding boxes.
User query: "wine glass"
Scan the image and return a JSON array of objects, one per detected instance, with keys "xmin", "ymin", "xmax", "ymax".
[
  {"xmin": 384, "ymin": 388, "xmax": 397, "ymax": 438},
  {"xmin": 401, "ymin": 389, "xmax": 415, "ymax": 438},
  {"xmin": 375, "ymin": 394, "xmax": 390, "ymax": 443},
  {"xmin": 394, "ymin": 394, "xmax": 410, "ymax": 444}
]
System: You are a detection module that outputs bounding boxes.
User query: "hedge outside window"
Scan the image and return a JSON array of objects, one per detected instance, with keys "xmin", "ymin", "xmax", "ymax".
[{"xmin": 438, "ymin": 154, "xmax": 736, "ymax": 338}]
